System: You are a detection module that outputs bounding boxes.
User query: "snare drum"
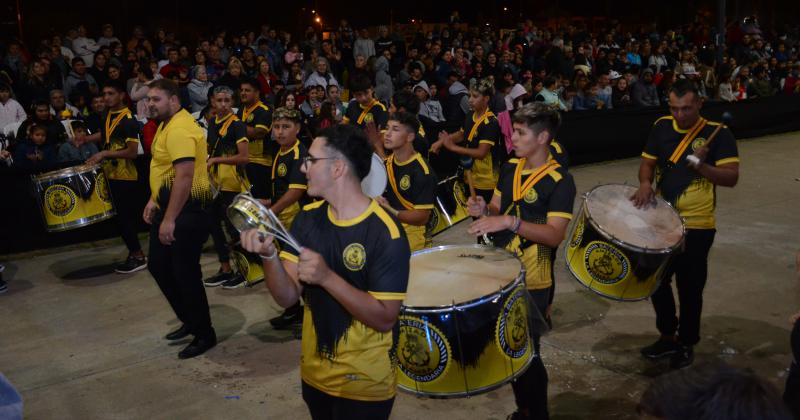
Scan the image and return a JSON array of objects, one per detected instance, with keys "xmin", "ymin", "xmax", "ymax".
[
  {"xmin": 565, "ymin": 184, "xmax": 685, "ymax": 301},
  {"xmin": 230, "ymin": 247, "xmax": 264, "ymax": 286},
  {"xmin": 32, "ymin": 163, "xmax": 116, "ymax": 232},
  {"xmin": 397, "ymin": 245, "xmax": 535, "ymax": 397},
  {"xmin": 426, "ymin": 173, "xmax": 470, "ymax": 239}
]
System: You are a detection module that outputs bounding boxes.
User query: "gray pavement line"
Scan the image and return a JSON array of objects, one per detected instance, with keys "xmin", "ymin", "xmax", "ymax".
[
  {"xmin": 18, "ymin": 350, "xmax": 175, "ymax": 393},
  {"xmin": 540, "ymin": 339, "xmax": 641, "ymax": 381}
]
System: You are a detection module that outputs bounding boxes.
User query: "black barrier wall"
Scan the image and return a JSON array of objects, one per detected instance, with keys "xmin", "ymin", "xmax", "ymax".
[{"xmin": 2, "ymin": 95, "xmax": 800, "ymax": 255}]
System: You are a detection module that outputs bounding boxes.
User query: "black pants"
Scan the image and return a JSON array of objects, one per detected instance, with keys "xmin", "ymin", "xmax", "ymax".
[
  {"xmin": 301, "ymin": 381, "xmax": 394, "ymax": 420},
  {"xmin": 207, "ymin": 191, "xmax": 238, "ymax": 263},
  {"xmin": 511, "ymin": 287, "xmax": 550, "ymax": 420},
  {"xmin": 651, "ymin": 229, "xmax": 716, "ymax": 346},
  {"xmin": 109, "ymin": 179, "xmax": 143, "ymax": 254},
  {"xmin": 147, "ymin": 210, "xmax": 214, "ymax": 338},
  {"xmin": 784, "ymin": 318, "xmax": 800, "ymax": 418},
  {"xmin": 246, "ymin": 162, "xmax": 271, "ymax": 200}
]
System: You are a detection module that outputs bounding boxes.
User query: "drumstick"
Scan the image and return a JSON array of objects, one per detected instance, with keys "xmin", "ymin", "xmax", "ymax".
[
  {"xmin": 459, "ymin": 156, "xmax": 477, "ymax": 200},
  {"xmin": 686, "ymin": 112, "xmax": 732, "ymax": 167}
]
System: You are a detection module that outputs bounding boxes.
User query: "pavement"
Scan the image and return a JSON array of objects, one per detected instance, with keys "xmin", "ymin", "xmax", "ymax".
[{"xmin": 1, "ymin": 130, "xmax": 798, "ymax": 419}]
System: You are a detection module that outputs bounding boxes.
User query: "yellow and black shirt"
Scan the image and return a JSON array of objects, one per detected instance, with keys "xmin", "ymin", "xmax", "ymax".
[
  {"xmin": 279, "ymin": 200, "xmax": 410, "ymax": 401},
  {"xmin": 384, "ymin": 152, "xmax": 436, "ymax": 251},
  {"xmin": 207, "ymin": 113, "xmax": 249, "ymax": 193},
  {"xmin": 236, "ymin": 101, "xmax": 273, "ymax": 167},
  {"xmin": 462, "ymin": 110, "xmax": 501, "ymax": 190},
  {"xmin": 271, "ymin": 139, "xmax": 308, "ymax": 228},
  {"xmin": 549, "ymin": 139, "xmax": 570, "ymax": 168},
  {"xmin": 492, "ymin": 158, "xmax": 576, "ymax": 290},
  {"xmin": 343, "ymin": 99, "xmax": 388, "ymax": 130},
  {"xmin": 642, "ymin": 116, "xmax": 739, "ymax": 229},
  {"xmin": 149, "ymin": 109, "xmax": 212, "ymax": 212},
  {"xmin": 101, "ymin": 108, "xmax": 140, "ymax": 181}
]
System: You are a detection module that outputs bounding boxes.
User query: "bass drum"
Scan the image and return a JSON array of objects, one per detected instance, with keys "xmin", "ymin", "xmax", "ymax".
[{"xmin": 32, "ymin": 163, "xmax": 116, "ymax": 232}]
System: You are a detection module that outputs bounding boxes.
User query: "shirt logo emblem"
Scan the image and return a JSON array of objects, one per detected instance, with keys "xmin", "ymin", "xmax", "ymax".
[
  {"xmin": 399, "ymin": 174, "xmax": 411, "ymax": 191},
  {"xmin": 277, "ymin": 163, "xmax": 287, "ymax": 177},
  {"xmin": 692, "ymin": 137, "xmax": 706, "ymax": 151},
  {"xmin": 343, "ymin": 243, "xmax": 366, "ymax": 271},
  {"xmin": 523, "ymin": 188, "xmax": 538, "ymax": 204}
]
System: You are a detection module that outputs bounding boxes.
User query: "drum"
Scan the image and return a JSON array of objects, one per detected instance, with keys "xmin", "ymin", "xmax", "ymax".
[
  {"xmin": 230, "ymin": 247, "xmax": 264, "ymax": 286},
  {"xmin": 32, "ymin": 163, "xmax": 116, "ymax": 232},
  {"xmin": 565, "ymin": 184, "xmax": 685, "ymax": 301},
  {"xmin": 426, "ymin": 173, "xmax": 470, "ymax": 239},
  {"xmin": 397, "ymin": 245, "xmax": 536, "ymax": 398},
  {"xmin": 361, "ymin": 153, "xmax": 387, "ymax": 198}
]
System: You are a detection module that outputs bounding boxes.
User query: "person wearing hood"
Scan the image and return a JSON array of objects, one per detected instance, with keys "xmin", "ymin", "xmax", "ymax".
[
  {"xmin": 188, "ymin": 65, "xmax": 212, "ymax": 113},
  {"xmin": 414, "ymin": 80, "xmax": 445, "ymax": 123},
  {"xmin": 64, "ymin": 57, "xmax": 99, "ymax": 100},
  {"xmin": 373, "ymin": 55, "xmax": 394, "ymax": 105},
  {"xmin": 632, "ymin": 68, "xmax": 660, "ymax": 107},
  {"xmin": 442, "ymin": 71, "xmax": 470, "ymax": 132}
]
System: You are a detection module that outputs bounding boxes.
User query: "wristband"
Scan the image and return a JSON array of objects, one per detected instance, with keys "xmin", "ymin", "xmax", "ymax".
[
  {"xmin": 260, "ymin": 247, "xmax": 278, "ymax": 261},
  {"xmin": 511, "ymin": 216, "xmax": 522, "ymax": 234}
]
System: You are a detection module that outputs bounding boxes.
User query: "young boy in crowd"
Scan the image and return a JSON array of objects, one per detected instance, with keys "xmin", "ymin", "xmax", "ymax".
[
  {"xmin": 58, "ymin": 121, "xmax": 98, "ymax": 162},
  {"xmin": 14, "ymin": 125, "xmax": 57, "ymax": 170},
  {"xmin": 343, "ymin": 73, "xmax": 388, "ymax": 131}
]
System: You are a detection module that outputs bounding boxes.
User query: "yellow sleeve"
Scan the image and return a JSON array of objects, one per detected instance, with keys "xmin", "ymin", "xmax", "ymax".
[{"xmin": 165, "ymin": 128, "xmax": 196, "ymax": 162}]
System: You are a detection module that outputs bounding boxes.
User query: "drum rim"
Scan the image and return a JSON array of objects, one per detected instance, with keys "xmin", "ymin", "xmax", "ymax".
[
  {"xmin": 402, "ymin": 244, "xmax": 525, "ymax": 312},
  {"xmin": 44, "ymin": 210, "xmax": 116, "ymax": 232},
  {"xmin": 583, "ymin": 183, "xmax": 686, "ymax": 254},
  {"xmin": 32, "ymin": 163, "xmax": 104, "ymax": 182}
]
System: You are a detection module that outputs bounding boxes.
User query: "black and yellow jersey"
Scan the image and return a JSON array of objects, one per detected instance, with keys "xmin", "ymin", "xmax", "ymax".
[
  {"xmin": 492, "ymin": 158, "xmax": 576, "ymax": 290},
  {"xmin": 271, "ymin": 139, "xmax": 307, "ymax": 228},
  {"xmin": 549, "ymin": 139, "xmax": 569, "ymax": 168},
  {"xmin": 236, "ymin": 101, "xmax": 273, "ymax": 167},
  {"xmin": 642, "ymin": 115, "xmax": 739, "ymax": 229},
  {"xmin": 149, "ymin": 109, "xmax": 212, "ymax": 212},
  {"xmin": 462, "ymin": 110, "xmax": 501, "ymax": 190},
  {"xmin": 100, "ymin": 108, "xmax": 140, "ymax": 181},
  {"xmin": 343, "ymin": 99, "xmax": 388, "ymax": 130},
  {"xmin": 384, "ymin": 152, "xmax": 436, "ymax": 251},
  {"xmin": 279, "ymin": 199, "xmax": 410, "ymax": 401},
  {"xmin": 207, "ymin": 113, "xmax": 249, "ymax": 193}
]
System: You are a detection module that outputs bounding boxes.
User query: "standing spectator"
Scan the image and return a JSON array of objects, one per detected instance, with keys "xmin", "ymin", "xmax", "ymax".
[
  {"xmin": 612, "ymin": 77, "xmax": 633, "ymax": 108},
  {"xmin": 373, "ymin": 55, "xmax": 393, "ymax": 104},
  {"xmin": 354, "ymin": 29, "xmax": 376, "ymax": 60},
  {"xmin": 375, "ymin": 26, "xmax": 394, "ymax": 56},
  {"xmin": 188, "ymin": 65, "xmax": 212, "ymax": 113},
  {"xmin": 20, "ymin": 60, "xmax": 59, "ymax": 108},
  {"xmin": 631, "ymin": 68, "xmax": 660, "ymax": 107},
  {"xmin": 97, "ymin": 24, "xmax": 121, "ymax": 48},
  {"xmin": 130, "ymin": 67, "xmax": 154, "ymax": 119},
  {"xmin": 72, "ymin": 25, "xmax": 100, "ymax": 67},
  {"xmin": 0, "ymin": 84, "xmax": 25, "ymax": 129}
]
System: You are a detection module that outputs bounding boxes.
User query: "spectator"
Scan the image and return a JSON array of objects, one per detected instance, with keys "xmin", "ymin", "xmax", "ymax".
[
  {"xmin": 13, "ymin": 124, "xmax": 57, "ymax": 170},
  {"xmin": 597, "ymin": 73, "xmax": 614, "ymax": 109},
  {"xmin": 0, "ymin": 84, "xmax": 26, "ymax": 129},
  {"xmin": 414, "ymin": 81, "xmax": 445, "ymax": 123},
  {"xmin": 84, "ymin": 94, "xmax": 105, "ymax": 134},
  {"xmin": 631, "ymin": 68, "xmax": 660, "ymax": 107},
  {"xmin": 354, "ymin": 29, "xmax": 376, "ymax": 60},
  {"xmin": 97, "ymin": 24, "xmax": 121, "ymax": 48},
  {"xmin": 718, "ymin": 73, "xmax": 736, "ymax": 102},
  {"xmin": 159, "ymin": 48, "xmax": 186, "ymax": 79},
  {"xmin": 57, "ymin": 122, "xmax": 97, "ymax": 162},
  {"xmin": 748, "ymin": 66, "xmax": 775, "ymax": 98},
  {"xmin": 188, "ymin": 65, "xmax": 212, "ymax": 113},
  {"xmin": 216, "ymin": 59, "xmax": 245, "ymax": 94},
  {"xmin": 72, "ymin": 25, "xmax": 100, "ymax": 67},
  {"xmin": 325, "ymin": 84, "xmax": 346, "ymax": 121},
  {"xmin": 373, "ymin": 55, "xmax": 394, "ymax": 104},
  {"xmin": 64, "ymin": 57, "xmax": 99, "ymax": 100},
  {"xmin": 533, "ymin": 77, "xmax": 567, "ymax": 111},
  {"xmin": 649, "ymin": 44, "xmax": 669, "ymax": 74},
  {"xmin": 20, "ymin": 60, "xmax": 59, "ymax": 108},
  {"xmin": 49, "ymin": 90, "xmax": 80, "ymax": 120},
  {"xmin": 130, "ymin": 66, "xmax": 154, "ymax": 119},
  {"xmin": 573, "ymin": 81, "xmax": 605, "ymax": 110},
  {"xmin": 299, "ymin": 85, "xmax": 324, "ymax": 120},
  {"xmin": 304, "ymin": 57, "xmax": 338, "ymax": 90},
  {"xmin": 612, "ymin": 77, "xmax": 632, "ymax": 108},
  {"xmin": 256, "ymin": 59, "xmax": 278, "ymax": 99},
  {"xmin": 17, "ymin": 101, "xmax": 67, "ymax": 145}
]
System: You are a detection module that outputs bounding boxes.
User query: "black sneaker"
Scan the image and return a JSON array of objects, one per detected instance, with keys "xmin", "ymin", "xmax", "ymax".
[
  {"xmin": 670, "ymin": 344, "xmax": 694, "ymax": 369},
  {"xmin": 178, "ymin": 330, "xmax": 217, "ymax": 359},
  {"xmin": 115, "ymin": 255, "xmax": 147, "ymax": 274},
  {"xmin": 269, "ymin": 303, "xmax": 304, "ymax": 330},
  {"xmin": 221, "ymin": 274, "xmax": 247, "ymax": 289},
  {"xmin": 203, "ymin": 270, "xmax": 234, "ymax": 287},
  {"xmin": 640, "ymin": 338, "xmax": 680, "ymax": 359}
]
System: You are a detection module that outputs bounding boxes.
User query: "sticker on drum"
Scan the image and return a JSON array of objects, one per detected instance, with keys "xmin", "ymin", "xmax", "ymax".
[
  {"xmin": 95, "ymin": 172, "xmax": 111, "ymax": 204},
  {"xmin": 397, "ymin": 315, "xmax": 451, "ymax": 383},
  {"xmin": 45, "ymin": 184, "xmax": 77, "ymax": 217},
  {"xmin": 568, "ymin": 218, "xmax": 585, "ymax": 249},
  {"xmin": 583, "ymin": 241, "xmax": 631, "ymax": 285},
  {"xmin": 496, "ymin": 285, "xmax": 529, "ymax": 359}
]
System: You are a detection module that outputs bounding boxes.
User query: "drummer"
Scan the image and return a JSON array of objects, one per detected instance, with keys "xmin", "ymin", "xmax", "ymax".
[
  {"xmin": 86, "ymin": 81, "xmax": 146, "ymax": 274},
  {"xmin": 264, "ymin": 107, "xmax": 309, "ymax": 331},
  {"xmin": 375, "ymin": 111, "xmax": 436, "ymax": 252},
  {"xmin": 631, "ymin": 79, "xmax": 739, "ymax": 369},
  {"xmin": 467, "ymin": 102, "xmax": 576, "ymax": 420},
  {"xmin": 202, "ymin": 85, "xmax": 250, "ymax": 289},
  {"xmin": 237, "ymin": 78, "xmax": 273, "ymax": 202},
  {"xmin": 343, "ymin": 73, "xmax": 389, "ymax": 132}
]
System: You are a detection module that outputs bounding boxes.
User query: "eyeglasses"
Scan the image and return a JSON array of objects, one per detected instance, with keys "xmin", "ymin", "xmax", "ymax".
[{"xmin": 302, "ymin": 155, "xmax": 338, "ymax": 169}]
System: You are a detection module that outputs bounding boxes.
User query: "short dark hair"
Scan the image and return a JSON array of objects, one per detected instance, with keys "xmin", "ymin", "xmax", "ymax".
[
  {"xmin": 71, "ymin": 120, "xmax": 87, "ymax": 132},
  {"xmin": 349, "ymin": 73, "xmax": 373, "ymax": 93},
  {"xmin": 391, "ymin": 91, "xmax": 420, "ymax": 114},
  {"xmin": 670, "ymin": 78, "xmax": 700, "ymax": 99},
  {"xmin": 102, "ymin": 80, "xmax": 126, "ymax": 93},
  {"xmin": 512, "ymin": 102, "xmax": 561, "ymax": 140},
  {"xmin": 239, "ymin": 77, "xmax": 260, "ymax": 91},
  {"xmin": 543, "ymin": 77, "xmax": 557, "ymax": 88},
  {"xmin": 29, "ymin": 124, "xmax": 47, "ymax": 134},
  {"xmin": 167, "ymin": 47, "xmax": 179, "ymax": 54},
  {"xmin": 71, "ymin": 57, "xmax": 86, "ymax": 66},
  {"xmin": 317, "ymin": 124, "xmax": 373, "ymax": 181},
  {"xmin": 388, "ymin": 111, "xmax": 420, "ymax": 134},
  {"xmin": 148, "ymin": 79, "xmax": 180, "ymax": 97}
]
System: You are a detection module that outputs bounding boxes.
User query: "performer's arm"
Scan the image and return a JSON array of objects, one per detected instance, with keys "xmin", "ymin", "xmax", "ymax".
[
  {"xmin": 632, "ymin": 157, "xmax": 657, "ymax": 207},
  {"xmin": 695, "ymin": 162, "xmax": 739, "ymax": 187},
  {"xmin": 240, "ymin": 229, "xmax": 303, "ymax": 307}
]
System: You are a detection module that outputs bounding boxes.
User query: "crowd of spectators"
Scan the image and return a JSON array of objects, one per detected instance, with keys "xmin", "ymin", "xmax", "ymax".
[{"xmin": 1, "ymin": 16, "xmax": 799, "ymax": 168}]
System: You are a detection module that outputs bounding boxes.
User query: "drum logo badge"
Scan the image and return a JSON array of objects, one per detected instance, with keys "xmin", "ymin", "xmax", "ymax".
[
  {"xmin": 45, "ymin": 185, "xmax": 77, "ymax": 217},
  {"xmin": 399, "ymin": 174, "xmax": 411, "ymax": 191},
  {"xmin": 453, "ymin": 182, "xmax": 467, "ymax": 207},
  {"xmin": 96, "ymin": 172, "xmax": 111, "ymax": 203},
  {"xmin": 691, "ymin": 137, "xmax": 706, "ymax": 151},
  {"xmin": 569, "ymin": 218, "xmax": 585, "ymax": 248},
  {"xmin": 523, "ymin": 188, "xmax": 538, "ymax": 204},
  {"xmin": 363, "ymin": 113, "xmax": 374, "ymax": 124},
  {"xmin": 584, "ymin": 241, "xmax": 630, "ymax": 284},
  {"xmin": 342, "ymin": 243, "xmax": 366, "ymax": 271},
  {"xmin": 398, "ymin": 316, "xmax": 450, "ymax": 382},
  {"xmin": 231, "ymin": 251, "xmax": 251, "ymax": 280},
  {"xmin": 246, "ymin": 114, "xmax": 254, "ymax": 123},
  {"xmin": 277, "ymin": 163, "xmax": 287, "ymax": 177},
  {"xmin": 497, "ymin": 287, "xmax": 530, "ymax": 358}
]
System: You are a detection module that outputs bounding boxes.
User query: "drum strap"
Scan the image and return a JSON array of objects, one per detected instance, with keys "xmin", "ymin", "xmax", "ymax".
[
  {"xmin": 511, "ymin": 158, "xmax": 560, "ymax": 204},
  {"xmin": 210, "ymin": 114, "xmax": 248, "ymax": 193},
  {"xmin": 105, "ymin": 109, "xmax": 132, "ymax": 145},
  {"xmin": 467, "ymin": 110, "xmax": 496, "ymax": 141},
  {"xmin": 668, "ymin": 117, "xmax": 707, "ymax": 164},
  {"xmin": 241, "ymin": 101, "xmax": 263, "ymax": 125},
  {"xmin": 386, "ymin": 155, "xmax": 416, "ymax": 211},
  {"xmin": 356, "ymin": 100, "xmax": 379, "ymax": 125}
]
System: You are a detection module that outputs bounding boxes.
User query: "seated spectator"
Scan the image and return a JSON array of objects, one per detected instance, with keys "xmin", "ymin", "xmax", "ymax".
[
  {"xmin": 561, "ymin": 85, "xmax": 578, "ymax": 111},
  {"xmin": 303, "ymin": 57, "xmax": 338, "ymax": 90},
  {"xmin": 88, "ymin": 53, "xmax": 109, "ymax": 88},
  {"xmin": 597, "ymin": 72, "xmax": 614, "ymax": 109},
  {"xmin": 49, "ymin": 89, "xmax": 80, "ymax": 120},
  {"xmin": 159, "ymin": 48, "xmax": 186, "ymax": 79},
  {"xmin": 631, "ymin": 68, "xmax": 660, "ymax": 107},
  {"xmin": 14, "ymin": 124, "xmax": 57, "ymax": 170},
  {"xmin": 637, "ymin": 362, "xmax": 791, "ymax": 420},
  {"xmin": 748, "ymin": 66, "xmax": 775, "ymax": 98},
  {"xmin": 84, "ymin": 94, "xmax": 105, "ymax": 134},
  {"xmin": 718, "ymin": 73, "xmax": 736, "ymax": 102},
  {"xmin": 325, "ymin": 84, "xmax": 346, "ymax": 121},
  {"xmin": 215, "ymin": 59, "xmax": 245, "ymax": 94},
  {"xmin": 256, "ymin": 59, "xmax": 278, "ymax": 100},
  {"xmin": 374, "ymin": 55, "xmax": 394, "ymax": 104},
  {"xmin": 19, "ymin": 59, "xmax": 60, "ymax": 109},
  {"xmin": 188, "ymin": 65, "xmax": 212, "ymax": 113},
  {"xmin": 533, "ymin": 77, "xmax": 567, "ymax": 111},
  {"xmin": 414, "ymin": 81, "xmax": 445, "ymax": 123},
  {"xmin": 312, "ymin": 101, "xmax": 337, "ymax": 135},
  {"xmin": 612, "ymin": 77, "xmax": 632, "ymax": 108},
  {"xmin": 0, "ymin": 84, "xmax": 26, "ymax": 130},
  {"xmin": 283, "ymin": 61, "xmax": 305, "ymax": 92},
  {"xmin": 17, "ymin": 101, "xmax": 67, "ymax": 145},
  {"xmin": 573, "ymin": 81, "xmax": 606, "ymax": 110},
  {"xmin": 784, "ymin": 62, "xmax": 800, "ymax": 95},
  {"xmin": 64, "ymin": 57, "xmax": 99, "ymax": 100},
  {"xmin": 57, "ymin": 122, "xmax": 97, "ymax": 162},
  {"xmin": 299, "ymin": 85, "xmax": 324, "ymax": 120}
]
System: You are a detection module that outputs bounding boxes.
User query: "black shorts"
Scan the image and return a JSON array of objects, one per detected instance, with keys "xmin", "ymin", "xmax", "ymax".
[{"xmin": 301, "ymin": 381, "xmax": 394, "ymax": 420}]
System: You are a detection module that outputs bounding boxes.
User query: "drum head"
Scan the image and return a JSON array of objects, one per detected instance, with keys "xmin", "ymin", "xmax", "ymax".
[
  {"xmin": 405, "ymin": 245, "xmax": 522, "ymax": 308},
  {"xmin": 33, "ymin": 166, "xmax": 77, "ymax": 182},
  {"xmin": 585, "ymin": 184, "xmax": 683, "ymax": 251},
  {"xmin": 361, "ymin": 153, "xmax": 387, "ymax": 198}
]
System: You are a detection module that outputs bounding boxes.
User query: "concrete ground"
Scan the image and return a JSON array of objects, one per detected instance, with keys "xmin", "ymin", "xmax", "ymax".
[{"xmin": 2, "ymin": 131, "xmax": 799, "ymax": 420}]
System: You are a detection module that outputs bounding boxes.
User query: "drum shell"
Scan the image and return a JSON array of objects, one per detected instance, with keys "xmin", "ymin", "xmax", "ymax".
[
  {"xmin": 230, "ymin": 248, "xmax": 264, "ymax": 286},
  {"xmin": 397, "ymin": 246, "xmax": 534, "ymax": 398},
  {"xmin": 426, "ymin": 174, "xmax": 469, "ymax": 239},
  {"xmin": 32, "ymin": 164, "xmax": 116, "ymax": 232},
  {"xmin": 565, "ymin": 199, "xmax": 675, "ymax": 301}
]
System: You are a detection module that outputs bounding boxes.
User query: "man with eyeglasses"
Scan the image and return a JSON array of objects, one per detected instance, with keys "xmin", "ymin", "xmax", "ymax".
[{"xmin": 240, "ymin": 124, "xmax": 409, "ymax": 419}]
